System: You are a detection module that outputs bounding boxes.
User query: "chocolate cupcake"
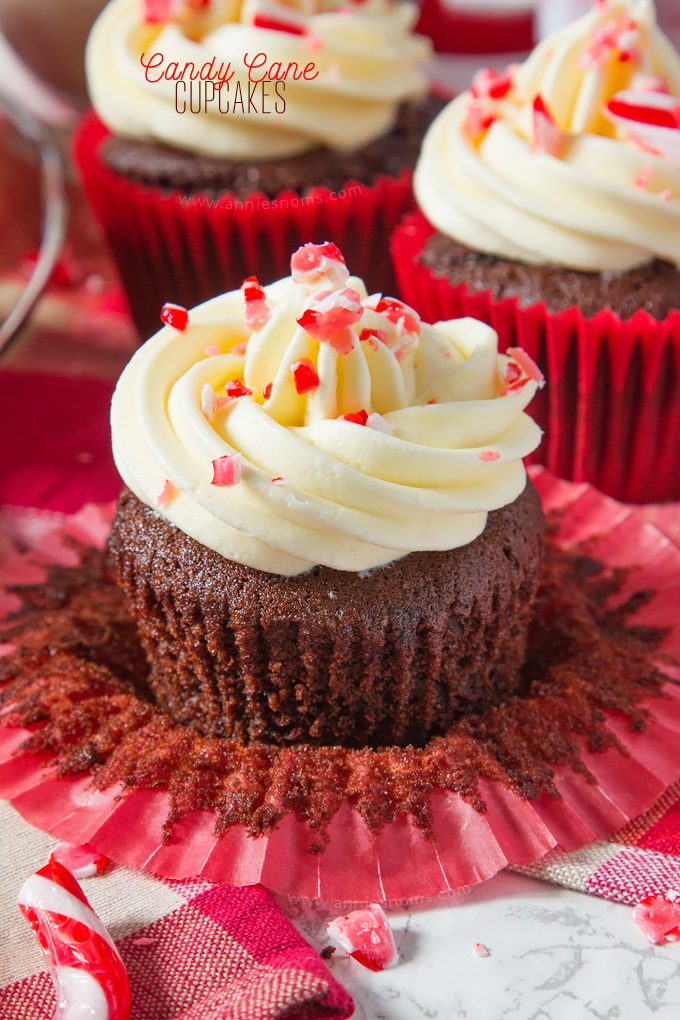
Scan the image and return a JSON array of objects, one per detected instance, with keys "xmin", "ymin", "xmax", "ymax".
[
  {"xmin": 393, "ymin": 0, "xmax": 680, "ymax": 502},
  {"xmin": 75, "ymin": 0, "xmax": 435, "ymax": 338},
  {"xmin": 109, "ymin": 241, "xmax": 545, "ymax": 747}
]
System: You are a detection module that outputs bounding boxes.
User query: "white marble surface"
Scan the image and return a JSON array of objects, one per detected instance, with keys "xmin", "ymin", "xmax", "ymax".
[{"xmin": 283, "ymin": 872, "xmax": 680, "ymax": 1019}]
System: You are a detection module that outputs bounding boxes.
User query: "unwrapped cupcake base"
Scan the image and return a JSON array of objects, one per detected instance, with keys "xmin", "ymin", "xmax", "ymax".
[
  {"xmin": 391, "ymin": 214, "xmax": 680, "ymax": 505},
  {"xmin": 74, "ymin": 113, "xmax": 416, "ymax": 341},
  {"xmin": 2, "ymin": 468, "xmax": 680, "ymax": 904}
]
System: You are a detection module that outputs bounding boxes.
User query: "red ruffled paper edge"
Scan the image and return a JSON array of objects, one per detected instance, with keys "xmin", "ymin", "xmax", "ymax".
[
  {"xmin": 1, "ymin": 469, "xmax": 680, "ymax": 904},
  {"xmin": 391, "ymin": 213, "xmax": 680, "ymax": 505},
  {"xmin": 73, "ymin": 112, "xmax": 416, "ymax": 341},
  {"xmin": 416, "ymin": 0, "xmax": 534, "ymax": 54}
]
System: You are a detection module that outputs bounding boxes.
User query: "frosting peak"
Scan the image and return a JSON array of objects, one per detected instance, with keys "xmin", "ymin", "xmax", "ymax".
[
  {"xmin": 111, "ymin": 243, "xmax": 543, "ymax": 576},
  {"xmin": 414, "ymin": 0, "xmax": 680, "ymax": 272}
]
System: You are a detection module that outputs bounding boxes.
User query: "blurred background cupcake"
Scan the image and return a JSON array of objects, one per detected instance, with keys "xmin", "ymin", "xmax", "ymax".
[
  {"xmin": 392, "ymin": 0, "xmax": 680, "ymax": 504},
  {"xmin": 74, "ymin": 0, "xmax": 437, "ymax": 340}
]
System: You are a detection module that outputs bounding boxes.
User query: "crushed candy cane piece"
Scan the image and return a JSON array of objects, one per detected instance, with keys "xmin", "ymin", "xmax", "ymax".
[
  {"xmin": 635, "ymin": 167, "xmax": 650, "ymax": 189},
  {"xmin": 479, "ymin": 450, "xmax": 501, "ymax": 462},
  {"xmin": 505, "ymin": 347, "xmax": 545, "ymax": 385},
  {"xmin": 241, "ymin": 276, "xmax": 271, "ymax": 330},
  {"xmin": 292, "ymin": 358, "xmax": 320, "ymax": 394},
  {"xmin": 366, "ymin": 412, "xmax": 393, "ymax": 436},
  {"xmin": 659, "ymin": 189, "xmax": 673, "ymax": 201},
  {"xmin": 201, "ymin": 383, "xmax": 218, "ymax": 421},
  {"xmin": 226, "ymin": 380, "xmax": 253, "ymax": 399},
  {"xmin": 161, "ymin": 302, "xmax": 189, "ymax": 331},
  {"xmin": 233, "ymin": 339, "xmax": 249, "ymax": 356},
  {"xmin": 263, "ymin": 382, "xmax": 273, "ymax": 400},
  {"xmin": 464, "ymin": 99, "xmax": 498, "ymax": 140},
  {"xmin": 470, "ymin": 67, "xmax": 513, "ymax": 100},
  {"xmin": 581, "ymin": 14, "xmax": 640, "ymax": 69},
  {"xmin": 326, "ymin": 904, "xmax": 399, "ymax": 972},
  {"xmin": 18, "ymin": 859, "xmax": 131, "ymax": 1020},
  {"xmin": 144, "ymin": 0, "xmax": 173, "ymax": 22},
  {"xmin": 271, "ymin": 476, "xmax": 287, "ymax": 485},
  {"xmin": 204, "ymin": 344, "xmax": 220, "ymax": 357},
  {"xmin": 472, "ymin": 942, "xmax": 490, "ymax": 958},
  {"xmin": 374, "ymin": 298, "xmax": 420, "ymax": 336},
  {"xmin": 340, "ymin": 409, "xmax": 368, "ymax": 426},
  {"xmin": 157, "ymin": 479, "xmax": 176, "ymax": 507},
  {"xmin": 252, "ymin": 3, "xmax": 306, "ymax": 35},
  {"xmin": 291, "ymin": 242, "xmax": 349, "ymax": 286},
  {"xmin": 212, "ymin": 454, "xmax": 242, "ymax": 487},
  {"xmin": 306, "ymin": 32, "xmax": 323, "ymax": 51},
  {"xmin": 607, "ymin": 89, "xmax": 680, "ymax": 131},
  {"xmin": 633, "ymin": 893, "xmax": 680, "ymax": 944},
  {"xmin": 532, "ymin": 95, "xmax": 566, "ymax": 157},
  {"xmin": 297, "ymin": 288, "xmax": 362, "ymax": 355},
  {"xmin": 359, "ymin": 327, "xmax": 389, "ymax": 349},
  {"xmin": 49, "ymin": 844, "xmax": 109, "ymax": 880}
]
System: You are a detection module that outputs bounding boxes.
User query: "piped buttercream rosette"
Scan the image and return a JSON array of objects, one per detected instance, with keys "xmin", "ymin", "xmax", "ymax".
[{"xmin": 111, "ymin": 242, "xmax": 544, "ymax": 575}]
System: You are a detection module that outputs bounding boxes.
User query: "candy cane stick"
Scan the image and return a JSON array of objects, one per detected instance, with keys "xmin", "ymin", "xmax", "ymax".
[{"xmin": 18, "ymin": 859, "xmax": 131, "ymax": 1020}]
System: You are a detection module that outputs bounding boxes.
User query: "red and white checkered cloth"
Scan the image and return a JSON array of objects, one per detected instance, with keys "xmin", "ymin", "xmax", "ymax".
[{"xmin": 0, "ymin": 804, "xmax": 353, "ymax": 1020}]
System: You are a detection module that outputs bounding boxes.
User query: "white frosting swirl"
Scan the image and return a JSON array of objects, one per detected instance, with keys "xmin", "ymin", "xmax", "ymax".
[
  {"xmin": 414, "ymin": 0, "xmax": 680, "ymax": 271},
  {"xmin": 86, "ymin": 0, "xmax": 431, "ymax": 159},
  {"xmin": 111, "ymin": 248, "xmax": 543, "ymax": 575}
]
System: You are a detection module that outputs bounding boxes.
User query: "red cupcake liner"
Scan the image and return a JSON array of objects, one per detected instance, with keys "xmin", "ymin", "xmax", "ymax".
[
  {"xmin": 73, "ymin": 112, "xmax": 417, "ymax": 341},
  {"xmin": 391, "ymin": 213, "xmax": 680, "ymax": 505},
  {"xmin": 416, "ymin": 0, "xmax": 535, "ymax": 54},
  {"xmin": 2, "ymin": 469, "xmax": 680, "ymax": 904}
]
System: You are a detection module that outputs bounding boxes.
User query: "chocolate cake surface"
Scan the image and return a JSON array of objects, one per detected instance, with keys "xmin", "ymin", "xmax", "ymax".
[
  {"xmin": 108, "ymin": 481, "xmax": 545, "ymax": 749},
  {"xmin": 100, "ymin": 95, "xmax": 446, "ymax": 200},
  {"xmin": 419, "ymin": 232, "xmax": 680, "ymax": 321}
]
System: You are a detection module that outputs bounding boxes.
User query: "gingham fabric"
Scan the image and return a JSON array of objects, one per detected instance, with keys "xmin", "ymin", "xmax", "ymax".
[{"xmin": 0, "ymin": 802, "xmax": 353, "ymax": 1020}]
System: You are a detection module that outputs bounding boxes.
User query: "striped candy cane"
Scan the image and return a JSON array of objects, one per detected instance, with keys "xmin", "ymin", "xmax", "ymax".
[{"xmin": 18, "ymin": 859, "xmax": 131, "ymax": 1020}]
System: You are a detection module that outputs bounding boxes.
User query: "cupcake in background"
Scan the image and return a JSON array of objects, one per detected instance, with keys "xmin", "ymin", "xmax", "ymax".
[
  {"xmin": 392, "ymin": 0, "xmax": 680, "ymax": 503},
  {"xmin": 75, "ymin": 0, "xmax": 436, "ymax": 339}
]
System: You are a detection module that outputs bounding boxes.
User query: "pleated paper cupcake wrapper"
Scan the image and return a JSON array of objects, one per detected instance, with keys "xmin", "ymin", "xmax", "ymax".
[
  {"xmin": 416, "ymin": 0, "xmax": 534, "ymax": 54},
  {"xmin": 1, "ymin": 469, "xmax": 679, "ymax": 904},
  {"xmin": 391, "ymin": 213, "xmax": 680, "ymax": 505},
  {"xmin": 73, "ymin": 112, "xmax": 416, "ymax": 342}
]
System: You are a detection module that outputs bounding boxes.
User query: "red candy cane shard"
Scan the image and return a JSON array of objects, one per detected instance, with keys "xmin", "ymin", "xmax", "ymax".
[
  {"xmin": 374, "ymin": 298, "xmax": 421, "ymax": 337},
  {"xmin": 479, "ymin": 450, "xmax": 501, "ymax": 462},
  {"xmin": 296, "ymin": 288, "xmax": 362, "ymax": 355},
  {"xmin": 252, "ymin": 1, "xmax": 306, "ymax": 35},
  {"xmin": 340, "ymin": 409, "xmax": 369, "ymax": 426},
  {"xmin": 156, "ymin": 478, "xmax": 176, "ymax": 508},
  {"xmin": 464, "ymin": 98, "xmax": 498, "ymax": 140},
  {"xmin": 291, "ymin": 359, "xmax": 320, "ymax": 394},
  {"xmin": 212, "ymin": 454, "xmax": 242, "ymax": 486},
  {"xmin": 18, "ymin": 859, "xmax": 131, "ymax": 1020},
  {"xmin": 241, "ymin": 276, "xmax": 271, "ymax": 331},
  {"xmin": 633, "ymin": 893, "xmax": 680, "ymax": 944},
  {"xmin": 532, "ymin": 95, "xmax": 567, "ymax": 157},
  {"xmin": 470, "ymin": 67, "xmax": 514, "ymax": 100},
  {"xmin": 49, "ymin": 844, "xmax": 109, "ymax": 880},
  {"xmin": 160, "ymin": 302, "xmax": 189, "ymax": 331},
  {"xmin": 144, "ymin": 0, "xmax": 173, "ymax": 22},
  {"xmin": 291, "ymin": 242, "xmax": 349, "ymax": 286},
  {"xmin": 607, "ymin": 90, "xmax": 680, "ymax": 131},
  {"xmin": 326, "ymin": 904, "xmax": 399, "ymax": 971},
  {"xmin": 505, "ymin": 347, "xmax": 545, "ymax": 385},
  {"xmin": 225, "ymin": 380, "xmax": 253, "ymax": 399}
]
